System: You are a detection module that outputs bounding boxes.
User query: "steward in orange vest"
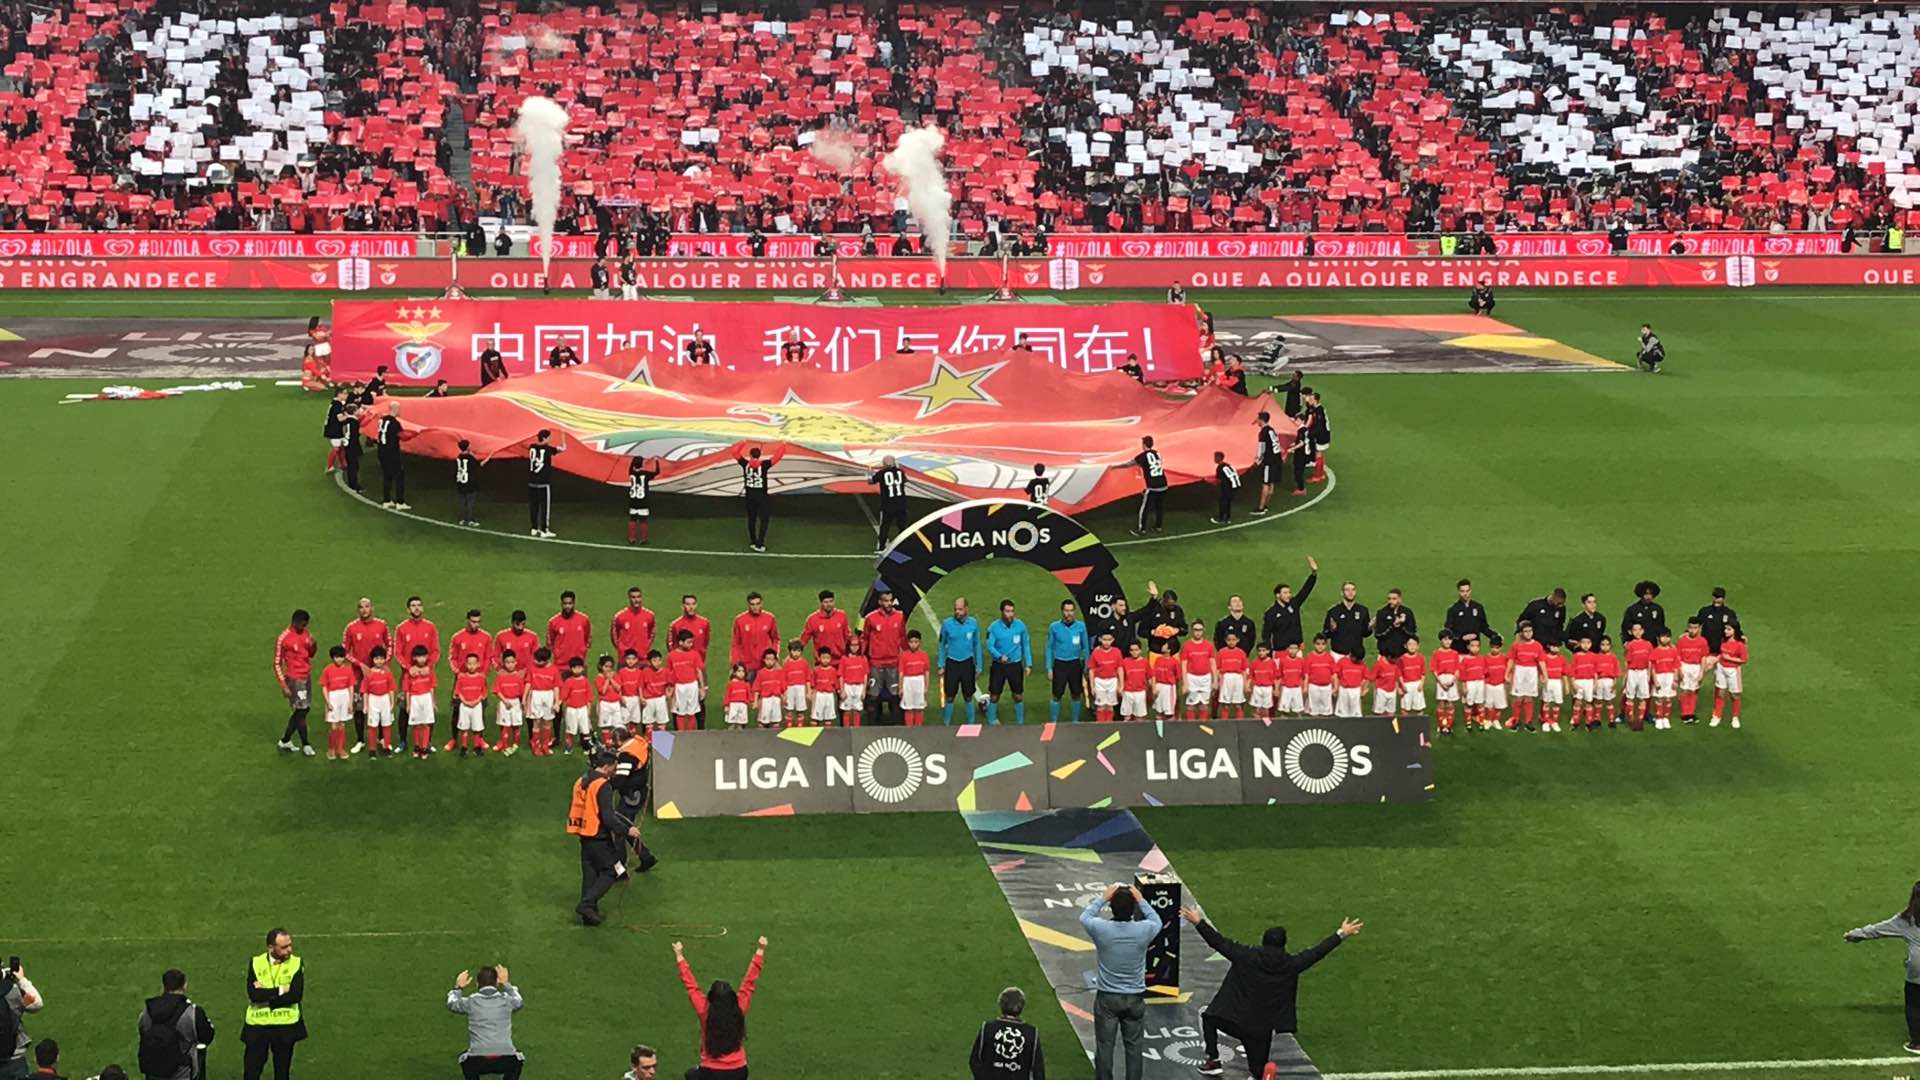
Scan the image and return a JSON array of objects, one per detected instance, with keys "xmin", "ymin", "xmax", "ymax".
[
  {"xmin": 567, "ymin": 748, "xmax": 636, "ymax": 926},
  {"xmin": 613, "ymin": 733, "xmax": 661, "ymax": 876}
]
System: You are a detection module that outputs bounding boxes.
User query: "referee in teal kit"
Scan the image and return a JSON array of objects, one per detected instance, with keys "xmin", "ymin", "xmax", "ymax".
[
  {"xmin": 1047, "ymin": 600, "xmax": 1089, "ymax": 724},
  {"xmin": 939, "ymin": 597, "xmax": 983, "ymax": 726}
]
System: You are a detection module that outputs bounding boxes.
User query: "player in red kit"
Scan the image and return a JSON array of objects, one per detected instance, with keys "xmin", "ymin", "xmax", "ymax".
[
  {"xmin": 731, "ymin": 591, "xmax": 780, "ymax": 669},
  {"xmin": 1119, "ymin": 642, "xmax": 1151, "ymax": 722},
  {"xmin": 781, "ymin": 641, "xmax": 811, "ymax": 726},
  {"xmin": 1430, "ymin": 631, "xmax": 1460, "ymax": 734},
  {"xmin": 898, "ymin": 631, "xmax": 932, "ymax": 726},
  {"xmin": 1215, "ymin": 633, "xmax": 1249, "ymax": 719},
  {"xmin": 548, "ymin": 590, "xmax": 594, "ymax": 671},
  {"xmin": 861, "ymin": 590, "xmax": 908, "ymax": 725},
  {"xmin": 1151, "ymin": 642, "xmax": 1182, "ymax": 721},
  {"xmin": 527, "ymin": 646, "xmax": 561, "ymax": 755},
  {"xmin": 600, "ymin": 655, "xmax": 631, "ymax": 746},
  {"xmin": 1595, "ymin": 636, "xmax": 1622, "ymax": 728},
  {"xmin": 667, "ymin": 631, "xmax": 707, "ymax": 731},
  {"xmin": 1396, "ymin": 636, "xmax": 1427, "ymax": 717},
  {"xmin": 1569, "ymin": 638, "xmax": 1598, "ymax": 730},
  {"xmin": 1482, "ymin": 642, "xmax": 1509, "ymax": 730},
  {"xmin": 360, "ymin": 647, "xmax": 397, "ymax": 754},
  {"xmin": 1180, "ymin": 623, "xmax": 1217, "ymax": 720},
  {"xmin": 493, "ymin": 650, "xmax": 528, "ymax": 755},
  {"xmin": 341, "ymin": 596, "xmax": 389, "ymax": 754},
  {"xmin": 838, "ymin": 637, "xmax": 869, "ymax": 726},
  {"xmin": 403, "ymin": 646, "xmax": 437, "ymax": 758},
  {"xmin": 447, "ymin": 608, "xmax": 495, "ymax": 751},
  {"xmin": 560, "ymin": 657, "xmax": 593, "ymax": 753},
  {"xmin": 670, "ymin": 594, "xmax": 713, "ymax": 656},
  {"xmin": 1368, "ymin": 652, "xmax": 1399, "ymax": 715},
  {"xmin": 1303, "ymin": 637, "xmax": 1336, "ymax": 718},
  {"xmin": 1088, "ymin": 633, "xmax": 1124, "ymax": 723},
  {"xmin": 454, "ymin": 654, "xmax": 490, "ymax": 756},
  {"xmin": 1507, "ymin": 623, "xmax": 1547, "ymax": 732},
  {"xmin": 1675, "ymin": 618, "xmax": 1712, "ymax": 724},
  {"xmin": 394, "ymin": 595, "xmax": 440, "ymax": 750},
  {"xmin": 801, "ymin": 590, "xmax": 852, "ymax": 659},
  {"xmin": 613, "ymin": 586, "xmax": 658, "ymax": 663},
  {"xmin": 1649, "ymin": 630, "xmax": 1681, "ymax": 730},
  {"xmin": 1277, "ymin": 642, "xmax": 1307, "ymax": 717},
  {"xmin": 1710, "ymin": 628, "xmax": 1746, "ymax": 728},
  {"xmin": 640, "ymin": 650, "xmax": 672, "ymax": 731},
  {"xmin": 616, "ymin": 651, "xmax": 646, "ymax": 735},
  {"xmin": 809, "ymin": 648, "xmax": 841, "ymax": 726},
  {"xmin": 722, "ymin": 664, "xmax": 753, "ymax": 728},
  {"xmin": 1540, "ymin": 644, "xmax": 1567, "ymax": 732},
  {"xmin": 1333, "ymin": 650, "xmax": 1367, "ymax": 718},
  {"xmin": 1247, "ymin": 644, "xmax": 1278, "ymax": 720},
  {"xmin": 495, "ymin": 611, "xmax": 540, "ymax": 676},
  {"xmin": 1622, "ymin": 624, "xmax": 1654, "ymax": 730},
  {"xmin": 1458, "ymin": 638, "xmax": 1487, "ymax": 731},
  {"xmin": 274, "ymin": 609, "xmax": 318, "ymax": 756},
  {"xmin": 319, "ymin": 646, "xmax": 356, "ymax": 759},
  {"xmin": 751, "ymin": 650, "xmax": 785, "ymax": 728}
]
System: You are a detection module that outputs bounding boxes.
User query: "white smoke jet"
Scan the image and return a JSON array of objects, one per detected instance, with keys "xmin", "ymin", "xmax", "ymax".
[
  {"xmin": 513, "ymin": 95, "xmax": 569, "ymax": 277},
  {"xmin": 881, "ymin": 126, "xmax": 952, "ymax": 273},
  {"xmin": 528, "ymin": 25, "xmax": 570, "ymax": 56},
  {"xmin": 808, "ymin": 129, "xmax": 860, "ymax": 173}
]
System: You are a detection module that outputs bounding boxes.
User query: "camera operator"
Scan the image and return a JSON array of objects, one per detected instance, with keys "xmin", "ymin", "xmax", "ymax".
[
  {"xmin": 138, "ymin": 969, "xmax": 214, "ymax": 1080},
  {"xmin": 2, "ymin": 957, "xmax": 44, "ymax": 1080}
]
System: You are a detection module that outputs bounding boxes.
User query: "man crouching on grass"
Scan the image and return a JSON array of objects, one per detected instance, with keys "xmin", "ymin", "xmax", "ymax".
[{"xmin": 1181, "ymin": 905, "xmax": 1363, "ymax": 1079}]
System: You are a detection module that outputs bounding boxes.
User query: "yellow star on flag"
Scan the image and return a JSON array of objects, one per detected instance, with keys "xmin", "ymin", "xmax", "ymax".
[{"xmin": 885, "ymin": 357, "xmax": 1005, "ymax": 418}]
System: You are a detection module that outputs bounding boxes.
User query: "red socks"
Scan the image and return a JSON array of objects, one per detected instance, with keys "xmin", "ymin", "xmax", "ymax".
[
  {"xmin": 842, "ymin": 711, "xmax": 861, "ymax": 727},
  {"xmin": 1680, "ymin": 690, "xmax": 1696, "ymax": 717},
  {"xmin": 903, "ymin": 710, "xmax": 923, "ymax": 726}
]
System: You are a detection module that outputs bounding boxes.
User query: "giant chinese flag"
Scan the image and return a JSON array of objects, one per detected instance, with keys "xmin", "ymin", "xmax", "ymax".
[{"xmin": 366, "ymin": 349, "xmax": 1291, "ymax": 512}]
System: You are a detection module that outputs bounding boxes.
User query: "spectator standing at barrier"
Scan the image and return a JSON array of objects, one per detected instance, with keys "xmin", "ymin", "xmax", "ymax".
[
  {"xmin": 1262, "ymin": 557, "xmax": 1318, "ymax": 653},
  {"xmin": 1695, "ymin": 587, "xmax": 1742, "ymax": 653},
  {"xmin": 1565, "ymin": 593, "xmax": 1607, "ymax": 652},
  {"xmin": 376, "ymin": 403, "xmax": 408, "ymax": 510},
  {"xmin": 447, "ymin": 965, "xmax": 524, "ymax": 1080},
  {"xmin": 1323, "ymin": 582, "xmax": 1369, "ymax": 660},
  {"xmin": 138, "ymin": 969, "xmax": 214, "ymax": 1080},
  {"xmin": 986, "ymin": 600, "xmax": 1032, "ymax": 725},
  {"xmin": 868, "ymin": 456, "xmax": 910, "ymax": 552},
  {"xmin": 733, "ymin": 442, "xmax": 782, "ymax": 552},
  {"xmin": 2, "ymin": 958, "xmax": 44, "ymax": 1080},
  {"xmin": 862, "ymin": 590, "xmax": 907, "ymax": 725},
  {"xmin": 1079, "ymin": 883, "xmax": 1162, "ymax": 1080},
  {"xmin": 1372, "ymin": 589, "xmax": 1417, "ymax": 658},
  {"xmin": 240, "ymin": 929, "xmax": 305, "ymax": 1080},
  {"xmin": 939, "ymin": 597, "xmax": 983, "ymax": 725},
  {"xmin": 969, "ymin": 987, "xmax": 1044, "ymax": 1080},
  {"xmin": 1515, "ymin": 589, "xmax": 1567, "ymax": 650},
  {"xmin": 1046, "ymin": 600, "xmax": 1088, "ymax": 725},
  {"xmin": 1444, "ymin": 580, "xmax": 1499, "ymax": 653},
  {"xmin": 674, "ymin": 937, "xmax": 765, "ymax": 1080},
  {"xmin": 526, "ymin": 430, "xmax": 562, "ymax": 538},
  {"xmin": 1180, "ymin": 906, "xmax": 1363, "ymax": 1079},
  {"xmin": 1842, "ymin": 881, "xmax": 1920, "ymax": 1054}
]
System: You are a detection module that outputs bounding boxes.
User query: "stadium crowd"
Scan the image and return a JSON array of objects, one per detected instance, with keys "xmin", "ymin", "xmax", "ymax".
[{"xmin": 1, "ymin": 4, "xmax": 1916, "ymax": 240}]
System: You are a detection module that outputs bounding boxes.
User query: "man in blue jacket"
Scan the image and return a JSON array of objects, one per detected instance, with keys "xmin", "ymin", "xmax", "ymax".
[
  {"xmin": 1079, "ymin": 884, "xmax": 1164, "ymax": 1080},
  {"xmin": 986, "ymin": 599, "xmax": 1033, "ymax": 725},
  {"xmin": 939, "ymin": 597, "xmax": 983, "ymax": 725},
  {"xmin": 1179, "ymin": 906, "xmax": 1363, "ymax": 1079}
]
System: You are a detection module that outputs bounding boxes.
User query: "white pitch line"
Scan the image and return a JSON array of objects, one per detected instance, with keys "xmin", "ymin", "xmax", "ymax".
[
  {"xmin": 334, "ymin": 466, "xmax": 1335, "ymax": 558},
  {"xmin": 1324, "ymin": 1056, "xmax": 1917, "ymax": 1079}
]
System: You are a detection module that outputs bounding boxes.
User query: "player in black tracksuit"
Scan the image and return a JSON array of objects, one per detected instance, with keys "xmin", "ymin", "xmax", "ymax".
[
  {"xmin": 1132, "ymin": 437, "xmax": 1168, "ymax": 534},
  {"xmin": 1262, "ymin": 558, "xmax": 1318, "ymax": 652},
  {"xmin": 869, "ymin": 456, "xmax": 910, "ymax": 551},
  {"xmin": 526, "ymin": 430, "xmax": 562, "ymax": 536},
  {"xmin": 1253, "ymin": 410, "xmax": 1286, "ymax": 514},
  {"xmin": 376, "ymin": 406, "xmax": 407, "ymax": 507},
  {"xmin": 1212, "ymin": 452, "xmax": 1241, "ymax": 524},
  {"xmin": 736, "ymin": 443, "xmax": 782, "ymax": 551}
]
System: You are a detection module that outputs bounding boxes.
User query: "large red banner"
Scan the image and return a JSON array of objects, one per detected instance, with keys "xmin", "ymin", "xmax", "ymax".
[
  {"xmin": 329, "ymin": 299, "xmax": 1204, "ymax": 386},
  {"xmin": 0, "ymin": 230, "xmax": 1846, "ymax": 261},
  {"xmin": 362, "ymin": 349, "xmax": 1285, "ymax": 512},
  {"xmin": 4, "ymin": 255, "xmax": 1918, "ymax": 293}
]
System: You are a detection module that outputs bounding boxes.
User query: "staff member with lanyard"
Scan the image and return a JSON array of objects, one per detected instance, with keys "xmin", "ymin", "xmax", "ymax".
[
  {"xmin": 939, "ymin": 598, "xmax": 984, "ymax": 726},
  {"xmin": 1046, "ymin": 601, "xmax": 1089, "ymax": 725},
  {"xmin": 567, "ymin": 748, "xmax": 641, "ymax": 927},
  {"xmin": 240, "ymin": 929, "xmax": 304, "ymax": 1080},
  {"xmin": 1843, "ymin": 880, "xmax": 1920, "ymax": 1055}
]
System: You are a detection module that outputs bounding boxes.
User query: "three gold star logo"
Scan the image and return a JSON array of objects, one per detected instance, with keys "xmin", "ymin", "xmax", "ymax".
[{"xmin": 885, "ymin": 357, "xmax": 1006, "ymax": 418}]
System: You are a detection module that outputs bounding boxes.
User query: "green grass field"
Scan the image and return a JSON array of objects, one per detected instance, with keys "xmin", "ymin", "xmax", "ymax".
[{"xmin": 7, "ymin": 285, "xmax": 1920, "ymax": 1080}]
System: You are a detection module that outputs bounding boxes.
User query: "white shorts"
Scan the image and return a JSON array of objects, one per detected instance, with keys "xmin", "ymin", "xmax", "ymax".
[
  {"xmin": 1120, "ymin": 689, "xmax": 1148, "ymax": 718},
  {"xmin": 325, "ymin": 687, "xmax": 351, "ymax": 724},
  {"xmin": 599, "ymin": 700, "xmax": 627, "ymax": 729},
  {"xmin": 1714, "ymin": 665, "xmax": 1743, "ymax": 693},
  {"xmin": 725, "ymin": 701, "xmax": 750, "ymax": 726},
  {"xmin": 840, "ymin": 684, "xmax": 865, "ymax": 711},
  {"xmin": 620, "ymin": 695, "xmax": 641, "ymax": 726},
  {"xmin": 1334, "ymin": 686, "xmax": 1363, "ymax": 718},
  {"xmin": 1541, "ymin": 680, "xmax": 1563, "ymax": 706},
  {"xmin": 1434, "ymin": 674, "xmax": 1459, "ymax": 702},
  {"xmin": 1679, "ymin": 662, "xmax": 1703, "ymax": 692},
  {"xmin": 1279, "ymin": 685, "xmax": 1305, "ymax": 713},
  {"xmin": 563, "ymin": 704, "xmax": 591, "ymax": 736},
  {"xmin": 1484, "ymin": 684, "xmax": 1508, "ymax": 710},
  {"xmin": 328, "ymin": 436, "xmax": 349, "ymax": 448},
  {"xmin": 407, "ymin": 693, "xmax": 435, "ymax": 727},
  {"xmin": 1399, "ymin": 684, "xmax": 1426, "ymax": 712},
  {"xmin": 496, "ymin": 699, "xmax": 524, "ymax": 728},
  {"xmin": 1596, "ymin": 677, "xmax": 1616, "ymax": 701},
  {"xmin": 1249, "ymin": 684, "xmax": 1275, "ymax": 710},
  {"xmin": 671, "ymin": 682, "xmax": 701, "ymax": 715},
  {"xmin": 1463, "ymin": 681, "xmax": 1486, "ymax": 706},
  {"xmin": 1306, "ymin": 684, "xmax": 1333, "ymax": 716},
  {"xmin": 900, "ymin": 674, "xmax": 927, "ymax": 710},
  {"xmin": 1184, "ymin": 673, "xmax": 1213, "ymax": 705},
  {"xmin": 528, "ymin": 688, "xmax": 557, "ymax": 721},
  {"xmin": 1625, "ymin": 669, "xmax": 1651, "ymax": 699},
  {"xmin": 757, "ymin": 696, "xmax": 784, "ymax": 726},
  {"xmin": 1652, "ymin": 672, "xmax": 1676, "ymax": 699},
  {"xmin": 1153, "ymin": 684, "xmax": 1176, "ymax": 715},
  {"xmin": 1573, "ymin": 678, "xmax": 1595, "ymax": 702},
  {"xmin": 1372, "ymin": 689, "xmax": 1398, "ymax": 715},
  {"xmin": 641, "ymin": 697, "xmax": 670, "ymax": 728},
  {"xmin": 1511, "ymin": 666, "xmax": 1540, "ymax": 698},
  {"xmin": 784, "ymin": 684, "xmax": 808, "ymax": 712},
  {"xmin": 365, "ymin": 693, "xmax": 394, "ymax": 728},
  {"xmin": 457, "ymin": 701, "xmax": 485, "ymax": 732},
  {"xmin": 811, "ymin": 692, "xmax": 840, "ymax": 723},
  {"xmin": 1217, "ymin": 672, "xmax": 1247, "ymax": 705},
  {"xmin": 1092, "ymin": 676, "xmax": 1120, "ymax": 707}
]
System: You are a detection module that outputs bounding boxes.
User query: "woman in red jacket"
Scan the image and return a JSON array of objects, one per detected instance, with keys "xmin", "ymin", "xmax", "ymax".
[{"xmin": 674, "ymin": 936, "xmax": 765, "ymax": 1079}]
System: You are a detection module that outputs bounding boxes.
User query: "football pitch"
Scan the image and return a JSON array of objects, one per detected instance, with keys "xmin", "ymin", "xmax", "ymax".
[{"xmin": 6, "ymin": 285, "xmax": 1920, "ymax": 1080}]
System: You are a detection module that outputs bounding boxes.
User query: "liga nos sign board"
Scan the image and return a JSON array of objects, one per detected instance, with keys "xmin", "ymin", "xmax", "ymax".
[{"xmin": 650, "ymin": 717, "xmax": 1431, "ymax": 818}]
